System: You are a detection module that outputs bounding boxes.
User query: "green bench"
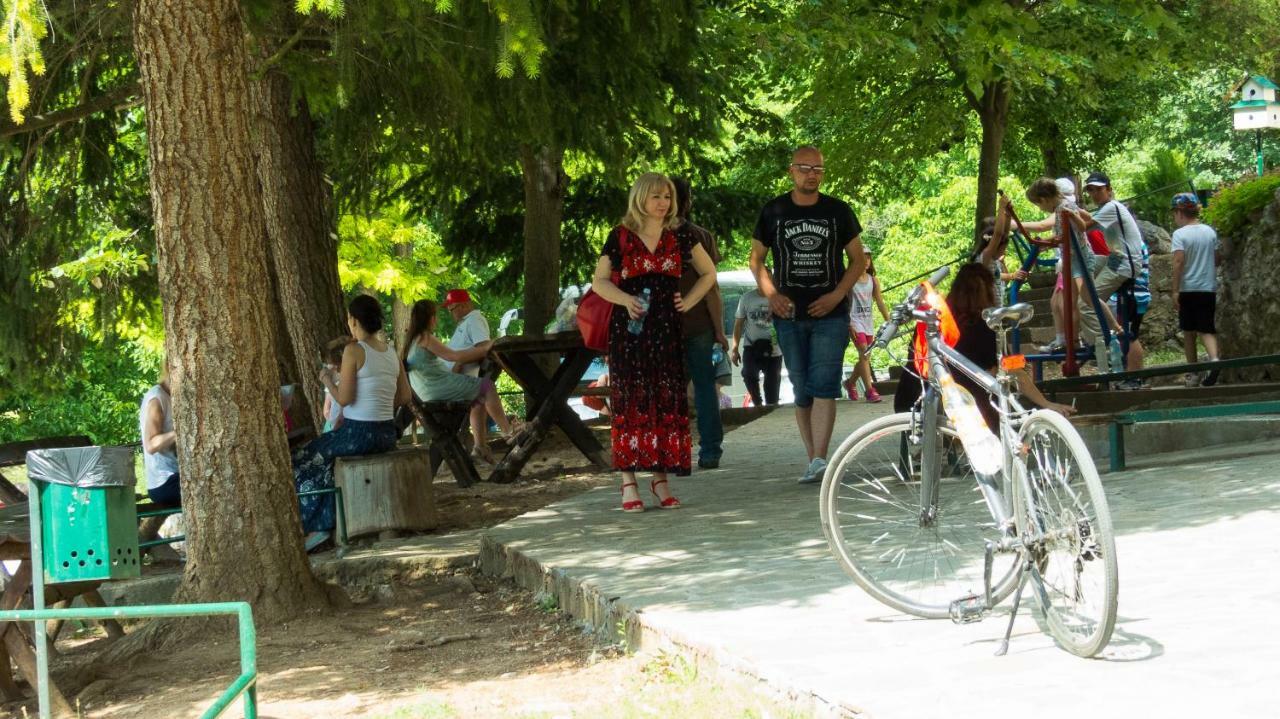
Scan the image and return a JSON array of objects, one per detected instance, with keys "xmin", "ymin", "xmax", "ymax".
[{"xmin": 1108, "ymin": 400, "xmax": 1280, "ymax": 471}]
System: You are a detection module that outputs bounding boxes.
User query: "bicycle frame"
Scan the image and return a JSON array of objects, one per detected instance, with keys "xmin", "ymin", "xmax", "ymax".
[{"xmin": 909, "ymin": 298, "xmax": 1045, "ymax": 554}]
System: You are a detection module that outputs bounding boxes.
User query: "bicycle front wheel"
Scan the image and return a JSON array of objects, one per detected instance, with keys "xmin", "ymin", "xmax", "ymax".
[
  {"xmin": 820, "ymin": 412, "xmax": 1019, "ymax": 618},
  {"xmin": 1019, "ymin": 410, "xmax": 1119, "ymax": 657}
]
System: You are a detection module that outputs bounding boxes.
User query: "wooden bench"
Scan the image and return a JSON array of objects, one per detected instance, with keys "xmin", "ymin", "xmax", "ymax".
[
  {"xmin": 334, "ymin": 447, "xmax": 437, "ymax": 539},
  {"xmin": 408, "ymin": 399, "xmax": 481, "ymax": 488},
  {"xmin": 1107, "ymin": 400, "xmax": 1280, "ymax": 471}
]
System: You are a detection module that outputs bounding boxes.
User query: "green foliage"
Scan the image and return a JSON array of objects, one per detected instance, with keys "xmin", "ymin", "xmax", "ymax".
[
  {"xmin": 1127, "ymin": 149, "xmax": 1192, "ymax": 230},
  {"xmin": 0, "ymin": 339, "xmax": 160, "ymax": 445},
  {"xmin": 337, "ymin": 207, "xmax": 467, "ymax": 306},
  {"xmin": 0, "ymin": 0, "xmax": 49, "ymax": 123},
  {"xmin": 1203, "ymin": 172, "xmax": 1280, "ymax": 238}
]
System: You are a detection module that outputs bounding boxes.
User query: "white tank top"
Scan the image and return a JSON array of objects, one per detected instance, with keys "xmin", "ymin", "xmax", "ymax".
[
  {"xmin": 849, "ymin": 276, "xmax": 876, "ymax": 335},
  {"xmin": 342, "ymin": 340, "xmax": 399, "ymax": 422},
  {"xmin": 139, "ymin": 385, "xmax": 180, "ymax": 490}
]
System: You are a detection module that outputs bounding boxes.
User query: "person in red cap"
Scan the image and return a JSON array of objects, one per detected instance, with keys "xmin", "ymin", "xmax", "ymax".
[{"xmin": 442, "ymin": 289, "xmax": 491, "ymax": 377}]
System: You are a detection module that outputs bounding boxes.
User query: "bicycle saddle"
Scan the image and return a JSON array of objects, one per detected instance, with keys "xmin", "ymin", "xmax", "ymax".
[{"xmin": 982, "ymin": 302, "xmax": 1035, "ymax": 330}]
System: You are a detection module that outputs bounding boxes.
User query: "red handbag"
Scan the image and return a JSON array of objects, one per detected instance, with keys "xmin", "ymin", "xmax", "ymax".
[{"xmin": 577, "ymin": 276, "xmax": 617, "ymax": 352}]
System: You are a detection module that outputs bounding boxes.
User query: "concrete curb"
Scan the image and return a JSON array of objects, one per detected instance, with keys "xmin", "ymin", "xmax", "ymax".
[{"xmin": 478, "ymin": 532, "xmax": 864, "ymax": 718}]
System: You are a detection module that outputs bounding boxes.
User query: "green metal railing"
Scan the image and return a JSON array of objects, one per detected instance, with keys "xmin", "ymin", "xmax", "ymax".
[{"xmin": 0, "ymin": 603, "xmax": 257, "ymax": 719}]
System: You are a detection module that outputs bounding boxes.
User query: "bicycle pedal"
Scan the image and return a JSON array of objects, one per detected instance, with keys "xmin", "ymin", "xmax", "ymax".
[{"xmin": 948, "ymin": 594, "xmax": 989, "ymax": 624}]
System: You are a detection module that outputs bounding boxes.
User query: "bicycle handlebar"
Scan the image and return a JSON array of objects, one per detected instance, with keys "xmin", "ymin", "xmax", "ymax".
[{"xmin": 873, "ymin": 265, "xmax": 951, "ymax": 349}]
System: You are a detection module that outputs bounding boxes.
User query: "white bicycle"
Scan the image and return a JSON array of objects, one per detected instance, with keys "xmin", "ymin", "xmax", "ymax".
[{"xmin": 819, "ymin": 266, "xmax": 1118, "ymax": 657}]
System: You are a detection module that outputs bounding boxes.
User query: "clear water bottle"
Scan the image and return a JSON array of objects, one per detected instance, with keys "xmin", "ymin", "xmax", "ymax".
[
  {"xmin": 1108, "ymin": 336, "xmax": 1123, "ymax": 374},
  {"xmin": 711, "ymin": 345, "xmax": 725, "ymax": 366},
  {"xmin": 938, "ymin": 374, "xmax": 1003, "ymax": 476},
  {"xmin": 627, "ymin": 288, "xmax": 652, "ymax": 335}
]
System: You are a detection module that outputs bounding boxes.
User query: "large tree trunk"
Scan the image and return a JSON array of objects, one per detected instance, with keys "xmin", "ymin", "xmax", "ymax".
[
  {"xmin": 519, "ymin": 144, "xmax": 567, "ymax": 336},
  {"xmin": 249, "ymin": 50, "xmax": 344, "ymax": 434},
  {"xmin": 134, "ymin": 0, "xmax": 328, "ymax": 621},
  {"xmin": 974, "ymin": 81, "xmax": 1012, "ymax": 249}
]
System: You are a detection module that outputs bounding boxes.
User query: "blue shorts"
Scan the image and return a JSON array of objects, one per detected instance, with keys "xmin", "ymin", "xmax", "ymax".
[{"xmin": 775, "ymin": 315, "xmax": 850, "ymax": 408}]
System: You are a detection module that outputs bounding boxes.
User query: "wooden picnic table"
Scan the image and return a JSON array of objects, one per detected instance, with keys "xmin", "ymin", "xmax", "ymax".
[
  {"xmin": 485, "ymin": 331, "xmax": 609, "ymax": 483},
  {"xmin": 0, "ymin": 503, "xmax": 124, "ymax": 713}
]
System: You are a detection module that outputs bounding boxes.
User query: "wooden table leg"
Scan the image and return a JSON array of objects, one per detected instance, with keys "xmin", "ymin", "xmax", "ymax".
[
  {"xmin": 81, "ymin": 590, "xmax": 125, "ymax": 640},
  {"xmin": 490, "ymin": 348, "xmax": 608, "ymax": 480},
  {"xmin": 0, "ymin": 561, "xmax": 74, "ymax": 713}
]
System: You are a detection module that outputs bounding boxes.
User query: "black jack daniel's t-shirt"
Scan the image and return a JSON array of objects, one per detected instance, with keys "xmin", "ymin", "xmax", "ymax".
[{"xmin": 753, "ymin": 193, "xmax": 862, "ymax": 319}]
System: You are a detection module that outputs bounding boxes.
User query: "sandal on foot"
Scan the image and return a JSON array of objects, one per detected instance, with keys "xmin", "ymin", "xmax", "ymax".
[
  {"xmin": 504, "ymin": 418, "xmax": 529, "ymax": 446},
  {"xmin": 649, "ymin": 478, "xmax": 681, "ymax": 509},
  {"xmin": 621, "ymin": 482, "xmax": 645, "ymax": 513}
]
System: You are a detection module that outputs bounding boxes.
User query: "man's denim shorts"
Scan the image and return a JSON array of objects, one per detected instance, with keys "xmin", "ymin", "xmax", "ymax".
[{"xmin": 775, "ymin": 314, "xmax": 850, "ymax": 408}]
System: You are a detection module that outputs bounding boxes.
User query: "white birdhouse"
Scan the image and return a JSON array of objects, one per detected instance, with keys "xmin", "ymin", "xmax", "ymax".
[{"xmin": 1230, "ymin": 75, "xmax": 1280, "ymax": 130}]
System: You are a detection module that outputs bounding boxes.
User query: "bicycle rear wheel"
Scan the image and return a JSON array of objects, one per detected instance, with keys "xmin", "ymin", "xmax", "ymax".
[
  {"xmin": 1019, "ymin": 410, "xmax": 1119, "ymax": 657},
  {"xmin": 820, "ymin": 412, "xmax": 1019, "ymax": 618}
]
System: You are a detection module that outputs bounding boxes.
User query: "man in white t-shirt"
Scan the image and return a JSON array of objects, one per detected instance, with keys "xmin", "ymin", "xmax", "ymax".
[
  {"xmin": 1078, "ymin": 172, "xmax": 1147, "ymax": 374},
  {"xmin": 442, "ymin": 289, "xmax": 491, "ymax": 377},
  {"xmin": 1170, "ymin": 192, "xmax": 1222, "ymax": 387}
]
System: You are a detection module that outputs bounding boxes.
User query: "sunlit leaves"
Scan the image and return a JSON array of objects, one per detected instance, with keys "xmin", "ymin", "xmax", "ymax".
[
  {"xmin": 0, "ymin": 0, "xmax": 49, "ymax": 123},
  {"xmin": 336, "ymin": 207, "xmax": 468, "ymax": 305}
]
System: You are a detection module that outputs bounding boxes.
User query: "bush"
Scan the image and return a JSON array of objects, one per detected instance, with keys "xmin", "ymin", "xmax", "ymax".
[
  {"xmin": 1204, "ymin": 172, "xmax": 1280, "ymax": 238},
  {"xmin": 1127, "ymin": 149, "xmax": 1192, "ymax": 231},
  {"xmin": 0, "ymin": 341, "xmax": 159, "ymax": 446}
]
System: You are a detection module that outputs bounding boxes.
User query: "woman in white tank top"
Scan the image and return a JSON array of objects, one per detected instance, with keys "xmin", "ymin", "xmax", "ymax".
[
  {"xmin": 293, "ymin": 295, "xmax": 411, "ymax": 550},
  {"xmin": 843, "ymin": 252, "xmax": 890, "ymax": 403}
]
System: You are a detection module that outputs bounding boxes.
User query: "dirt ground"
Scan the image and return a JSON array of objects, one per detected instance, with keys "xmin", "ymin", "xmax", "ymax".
[{"xmin": 7, "ymin": 418, "xmax": 797, "ymax": 719}]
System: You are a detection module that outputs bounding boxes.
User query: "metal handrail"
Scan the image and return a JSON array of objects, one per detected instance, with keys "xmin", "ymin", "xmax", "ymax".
[{"xmin": 0, "ymin": 603, "xmax": 257, "ymax": 719}]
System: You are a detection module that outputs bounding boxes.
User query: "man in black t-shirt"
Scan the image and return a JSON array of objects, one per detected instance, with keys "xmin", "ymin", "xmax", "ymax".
[{"xmin": 750, "ymin": 145, "xmax": 867, "ymax": 485}]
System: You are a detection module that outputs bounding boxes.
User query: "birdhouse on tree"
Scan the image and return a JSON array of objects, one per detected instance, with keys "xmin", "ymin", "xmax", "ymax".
[{"xmin": 1230, "ymin": 75, "xmax": 1280, "ymax": 130}]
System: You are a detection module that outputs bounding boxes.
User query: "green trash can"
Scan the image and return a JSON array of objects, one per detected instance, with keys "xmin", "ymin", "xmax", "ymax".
[{"xmin": 26, "ymin": 446, "xmax": 141, "ymax": 584}]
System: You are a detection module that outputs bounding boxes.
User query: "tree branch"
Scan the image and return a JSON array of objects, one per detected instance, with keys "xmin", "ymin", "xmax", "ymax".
[
  {"xmin": 0, "ymin": 84, "xmax": 141, "ymax": 139},
  {"xmin": 932, "ymin": 33, "xmax": 981, "ymax": 113}
]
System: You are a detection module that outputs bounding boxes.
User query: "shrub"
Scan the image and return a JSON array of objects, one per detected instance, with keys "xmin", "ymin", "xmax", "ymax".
[
  {"xmin": 1203, "ymin": 172, "xmax": 1280, "ymax": 238},
  {"xmin": 1127, "ymin": 149, "xmax": 1192, "ymax": 231}
]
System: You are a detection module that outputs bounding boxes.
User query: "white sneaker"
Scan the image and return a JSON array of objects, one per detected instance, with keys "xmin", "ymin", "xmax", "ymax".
[
  {"xmin": 1183, "ymin": 372, "xmax": 1202, "ymax": 388},
  {"xmin": 799, "ymin": 457, "xmax": 827, "ymax": 485}
]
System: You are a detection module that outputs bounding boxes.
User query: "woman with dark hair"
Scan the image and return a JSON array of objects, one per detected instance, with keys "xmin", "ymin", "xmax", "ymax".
[
  {"xmin": 293, "ymin": 294, "xmax": 412, "ymax": 551},
  {"xmin": 402, "ymin": 299, "xmax": 520, "ymax": 464},
  {"xmin": 894, "ymin": 263, "xmax": 1074, "ymax": 427},
  {"xmin": 947, "ymin": 263, "xmax": 1076, "ymax": 428}
]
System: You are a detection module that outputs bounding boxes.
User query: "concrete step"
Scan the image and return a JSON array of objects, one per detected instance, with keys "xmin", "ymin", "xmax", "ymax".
[{"xmin": 1014, "ymin": 285, "xmax": 1055, "ymax": 302}]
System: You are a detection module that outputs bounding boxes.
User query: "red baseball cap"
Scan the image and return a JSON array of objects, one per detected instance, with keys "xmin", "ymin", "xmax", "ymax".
[{"xmin": 443, "ymin": 289, "xmax": 471, "ymax": 307}]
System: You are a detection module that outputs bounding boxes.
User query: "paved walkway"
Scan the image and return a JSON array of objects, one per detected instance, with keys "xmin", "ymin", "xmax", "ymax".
[{"xmin": 481, "ymin": 402, "xmax": 1280, "ymax": 718}]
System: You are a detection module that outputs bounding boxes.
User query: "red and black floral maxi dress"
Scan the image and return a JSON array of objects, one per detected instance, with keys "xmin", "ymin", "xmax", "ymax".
[{"xmin": 601, "ymin": 225, "xmax": 692, "ymax": 476}]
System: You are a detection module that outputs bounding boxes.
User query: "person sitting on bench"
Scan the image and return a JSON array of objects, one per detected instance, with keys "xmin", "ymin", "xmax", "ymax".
[
  {"xmin": 402, "ymin": 299, "xmax": 522, "ymax": 465},
  {"xmin": 293, "ymin": 295, "xmax": 413, "ymax": 552},
  {"xmin": 140, "ymin": 363, "xmax": 181, "ymax": 507}
]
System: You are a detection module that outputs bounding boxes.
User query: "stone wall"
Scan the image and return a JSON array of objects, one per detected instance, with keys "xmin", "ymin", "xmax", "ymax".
[
  {"xmin": 1217, "ymin": 188, "xmax": 1280, "ymax": 382},
  {"xmin": 1136, "ymin": 220, "xmax": 1180, "ymax": 349}
]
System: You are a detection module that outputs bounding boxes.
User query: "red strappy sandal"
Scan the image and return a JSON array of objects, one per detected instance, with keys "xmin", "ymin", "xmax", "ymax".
[
  {"xmin": 650, "ymin": 478, "xmax": 681, "ymax": 509},
  {"xmin": 621, "ymin": 482, "xmax": 645, "ymax": 513}
]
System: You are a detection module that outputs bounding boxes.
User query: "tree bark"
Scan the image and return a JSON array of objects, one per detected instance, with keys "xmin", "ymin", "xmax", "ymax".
[
  {"xmin": 974, "ymin": 81, "xmax": 1012, "ymax": 249},
  {"xmin": 248, "ymin": 48, "xmax": 344, "ymax": 434},
  {"xmin": 1039, "ymin": 120, "xmax": 1069, "ymax": 180},
  {"xmin": 133, "ymin": 0, "xmax": 328, "ymax": 621},
  {"xmin": 391, "ymin": 242, "xmax": 413, "ymax": 349},
  {"xmin": 519, "ymin": 144, "xmax": 567, "ymax": 336}
]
